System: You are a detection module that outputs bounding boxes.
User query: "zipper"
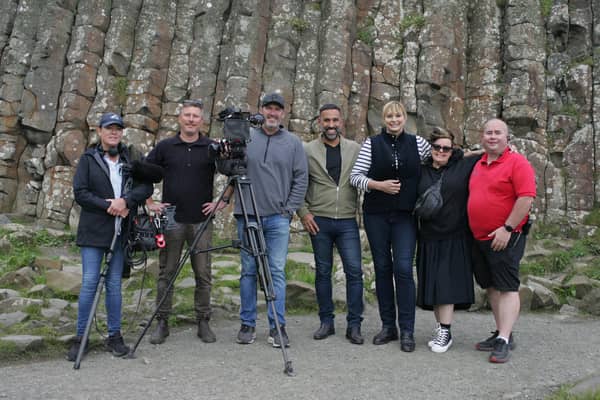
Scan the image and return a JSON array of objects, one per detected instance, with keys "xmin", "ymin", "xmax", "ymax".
[
  {"xmin": 335, "ymin": 186, "xmax": 340, "ymax": 218},
  {"xmin": 264, "ymin": 136, "xmax": 271, "ymax": 162}
]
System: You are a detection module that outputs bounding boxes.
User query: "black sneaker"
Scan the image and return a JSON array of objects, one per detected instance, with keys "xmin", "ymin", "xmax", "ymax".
[
  {"xmin": 475, "ymin": 330, "xmax": 516, "ymax": 351},
  {"xmin": 66, "ymin": 336, "xmax": 88, "ymax": 362},
  {"xmin": 105, "ymin": 332, "xmax": 130, "ymax": 357},
  {"xmin": 430, "ymin": 327, "xmax": 453, "ymax": 353},
  {"xmin": 268, "ymin": 326, "xmax": 290, "ymax": 348},
  {"xmin": 237, "ymin": 324, "xmax": 256, "ymax": 344},
  {"xmin": 489, "ymin": 338, "xmax": 511, "ymax": 363}
]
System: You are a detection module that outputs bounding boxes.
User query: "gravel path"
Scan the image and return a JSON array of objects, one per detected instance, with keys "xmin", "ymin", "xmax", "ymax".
[{"xmin": 1, "ymin": 306, "xmax": 598, "ymax": 400}]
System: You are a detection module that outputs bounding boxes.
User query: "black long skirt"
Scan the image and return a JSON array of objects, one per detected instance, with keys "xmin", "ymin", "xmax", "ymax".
[{"xmin": 416, "ymin": 233, "xmax": 474, "ymax": 310}]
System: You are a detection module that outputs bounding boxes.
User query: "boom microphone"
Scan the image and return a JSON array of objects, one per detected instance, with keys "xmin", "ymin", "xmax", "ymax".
[{"xmin": 127, "ymin": 160, "xmax": 164, "ymax": 183}]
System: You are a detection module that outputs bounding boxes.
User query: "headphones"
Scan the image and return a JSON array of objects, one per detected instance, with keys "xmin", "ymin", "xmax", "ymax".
[{"xmin": 97, "ymin": 142, "xmax": 124, "ymax": 157}]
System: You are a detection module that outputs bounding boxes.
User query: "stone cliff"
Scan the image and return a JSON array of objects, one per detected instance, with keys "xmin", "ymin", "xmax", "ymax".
[{"xmin": 0, "ymin": 0, "xmax": 598, "ymax": 229}]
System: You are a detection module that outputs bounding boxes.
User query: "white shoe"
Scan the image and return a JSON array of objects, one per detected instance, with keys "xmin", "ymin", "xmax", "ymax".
[
  {"xmin": 430, "ymin": 327, "xmax": 453, "ymax": 353},
  {"xmin": 427, "ymin": 323, "xmax": 441, "ymax": 348}
]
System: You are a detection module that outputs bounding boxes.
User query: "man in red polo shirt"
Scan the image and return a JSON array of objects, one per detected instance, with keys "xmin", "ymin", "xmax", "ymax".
[{"xmin": 467, "ymin": 118, "xmax": 536, "ymax": 363}]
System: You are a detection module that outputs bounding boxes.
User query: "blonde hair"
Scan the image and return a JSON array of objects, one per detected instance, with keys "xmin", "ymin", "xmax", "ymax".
[{"xmin": 381, "ymin": 101, "xmax": 407, "ymax": 121}]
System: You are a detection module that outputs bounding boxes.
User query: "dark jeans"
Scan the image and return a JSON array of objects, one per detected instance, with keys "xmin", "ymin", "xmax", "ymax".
[
  {"xmin": 310, "ymin": 217, "xmax": 364, "ymax": 328},
  {"xmin": 156, "ymin": 221, "xmax": 212, "ymax": 321},
  {"xmin": 363, "ymin": 211, "xmax": 417, "ymax": 333}
]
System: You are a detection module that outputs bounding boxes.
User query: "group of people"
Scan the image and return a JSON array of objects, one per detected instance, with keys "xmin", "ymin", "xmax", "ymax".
[{"xmin": 67, "ymin": 93, "xmax": 535, "ymax": 365}]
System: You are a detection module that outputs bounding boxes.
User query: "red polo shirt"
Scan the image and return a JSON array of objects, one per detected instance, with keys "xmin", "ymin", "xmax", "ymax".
[{"xmin": 467, "ymin": 149, "xmax": 536, "ymax": 241}]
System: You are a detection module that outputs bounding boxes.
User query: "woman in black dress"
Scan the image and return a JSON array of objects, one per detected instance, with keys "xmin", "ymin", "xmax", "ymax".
[{"xmin": 416, "ymin": 127, "xmax": 481, "ymax": 353}]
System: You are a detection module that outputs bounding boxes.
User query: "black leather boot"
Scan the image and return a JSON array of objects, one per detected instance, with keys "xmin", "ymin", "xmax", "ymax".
[
  {"xmin": 372, "ymin": 327, "xmax": 398, "ymax": 345},
  {"xmin": 150, "ymin": 319, "xmax": 169, "ymax": 344},
  {"xmin": 197, "ymin": 319, "xmax": 216, "ymax": 343}
]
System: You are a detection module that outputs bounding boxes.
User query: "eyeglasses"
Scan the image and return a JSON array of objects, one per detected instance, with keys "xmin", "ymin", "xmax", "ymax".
[
  {"xmin": 182, "ymin": 99, "xmax": 203, "ymax": 108},
  {"xmin": 431, "ymin": 144, "xmax": 453, "ymax": 153}
]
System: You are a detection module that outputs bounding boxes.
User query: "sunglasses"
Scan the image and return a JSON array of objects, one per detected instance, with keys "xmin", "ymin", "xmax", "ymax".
[
  {"xmin": 182, "ymin": 99, "xmax": 204, "ymax": 108},
  {"xmin": 431, "ymin": 144, "xmax": 453, "ymax": 153}
]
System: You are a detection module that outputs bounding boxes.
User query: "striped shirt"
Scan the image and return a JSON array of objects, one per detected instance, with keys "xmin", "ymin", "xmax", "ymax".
[{"xmin": 350, "ymin": 134, "xmax": 431, "ymax": 191}]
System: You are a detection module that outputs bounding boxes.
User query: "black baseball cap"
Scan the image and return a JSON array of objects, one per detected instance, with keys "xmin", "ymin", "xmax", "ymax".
[{"xmin": 261, "ymin": 93, "xmax": 285, "ymax": 108}]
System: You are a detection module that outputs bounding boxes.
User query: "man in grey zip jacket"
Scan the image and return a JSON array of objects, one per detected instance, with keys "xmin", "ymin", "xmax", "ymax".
[
  {"xmin": 234, "ymin": 92, "xmax": 308, "ymax": 348},
  {"xmin": 297, "ymin": 103, "xmax": 364, "ymax": 345}
]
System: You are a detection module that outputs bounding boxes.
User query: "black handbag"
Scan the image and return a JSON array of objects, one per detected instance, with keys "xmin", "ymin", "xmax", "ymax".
[{"xmin": 414, "ymin": 171, "xmax": 445, "ymax": 220}]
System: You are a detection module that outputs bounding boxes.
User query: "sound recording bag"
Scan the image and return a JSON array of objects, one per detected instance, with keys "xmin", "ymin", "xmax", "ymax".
[{"xmin": 130, "ymin": 206, "xmax": 162, "ymax": 252}]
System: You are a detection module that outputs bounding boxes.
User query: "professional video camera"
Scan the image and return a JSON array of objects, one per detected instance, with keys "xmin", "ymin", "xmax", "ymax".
[{"xmin": 208, "ymin": 107, "xmax": 264, "ymax": 176}]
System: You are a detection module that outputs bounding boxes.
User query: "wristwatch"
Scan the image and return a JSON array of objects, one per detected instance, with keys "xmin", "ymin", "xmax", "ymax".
[
  {"xmin": 222, "ymin": 197, "xmax": 230, "ymax": 204},
  {"xmin": 503, "ymin": 224, "xmax": 514, "ymax": 232}
]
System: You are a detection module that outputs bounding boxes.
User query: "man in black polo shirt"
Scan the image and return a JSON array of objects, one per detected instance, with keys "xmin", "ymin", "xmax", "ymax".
[{"xmin": 146, "ymin": 99, "xmax": 228, "ymax": 344}]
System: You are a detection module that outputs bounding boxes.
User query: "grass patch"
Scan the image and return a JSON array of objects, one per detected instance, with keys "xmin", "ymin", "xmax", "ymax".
[
  {"xmin": 0, "ymin": 228, "xmax": 75, "ymax": 275},
  {"xmin": 547, "ymin": 385, "xmax": 600, "ymax": 400},
  {"xmin": 285, "ymin": 260, "xmax": 314, "ymax": 285},
  {"xmin": 583, "ymin": 207, "xmax": 600, "ymax": 227},
  {"xmin": 213, "ymin": 279, "xmax": 240, "ymax": 289}
]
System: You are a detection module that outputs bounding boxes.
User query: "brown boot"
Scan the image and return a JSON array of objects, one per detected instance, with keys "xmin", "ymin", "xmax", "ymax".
[
  {"xmin": 150, "ymin": 319, "xmax": 169, "ymax": 344},
  {"xmin": 197, "ymin": 319, "xmax": 216, "ymax": 343}
]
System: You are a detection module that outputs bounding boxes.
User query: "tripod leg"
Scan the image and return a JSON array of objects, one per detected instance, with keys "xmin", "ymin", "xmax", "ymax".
[
  {"xmin": 73, "ymin": 266, "xmax": 107, "ymax": 369},
  {"xmin": 128, "ymin": 179, "xmax": 235, "ymax": 358},
  {"xmin": 74, "ymin": 219, "xmax": 123, "ymax": 370},
  {"xmin": 237, "ymin": 189, "xmax": 295, "ymax": 377}
]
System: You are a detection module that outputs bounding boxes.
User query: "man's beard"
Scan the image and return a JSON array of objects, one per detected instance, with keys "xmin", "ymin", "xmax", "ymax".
[
  {"xmin": 264, "ymin": 119, "xmax": 280, "ymax": 130},
  {"xmin": 322, "ymin": 127, "xmax": 340, "ymax": 141}
]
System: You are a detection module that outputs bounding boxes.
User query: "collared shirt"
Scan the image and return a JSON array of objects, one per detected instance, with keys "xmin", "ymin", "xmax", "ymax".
[
  {"xmin": 146, "ymin": 133, "xmax": 216, "ymax": 223},
  {"xmin": 467, "ymin": 148, "xmax": 536, "ymax": 241}
]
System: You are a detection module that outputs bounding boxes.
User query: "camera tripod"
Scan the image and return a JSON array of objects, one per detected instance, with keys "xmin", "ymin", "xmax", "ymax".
[{"xmin": 127, "ymin": 173, "xmax": 295, "ymax": 377}]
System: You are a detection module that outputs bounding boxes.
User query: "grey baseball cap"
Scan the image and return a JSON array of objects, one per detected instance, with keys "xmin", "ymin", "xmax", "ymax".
[{"xmin": 261, "ymin": 92, "xmax": 285, "ymax": 108}]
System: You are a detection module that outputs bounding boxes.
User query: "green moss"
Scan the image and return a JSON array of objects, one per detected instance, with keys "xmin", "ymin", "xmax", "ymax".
[
  {"xmin": 540, "ymin": 0, "xmax": 553, "ymax": 18},
  {"xmin": 308, "ymin": 2, "xmax": 320, "ymax": 11},
  {"xmin": 583, "ymin": 207, "xmax": 600, "ymax": 227},
  {"xmin": 357, "ymin": 16, "xmax": 375, "ymax": 46},
  {"xmin": 114, "ymin": 77, "xmax": 128, "ymax": 106},
  {"xmin": 290, "ymin": 17, "xmax": 310, "ymax": 33},
  {"xmin": 398, "ymin": 13, "xmax": 426, "ymax": 34},
  {"xmin": 560, "ymin": 103, "xmax": 579, "ymax": 118}
]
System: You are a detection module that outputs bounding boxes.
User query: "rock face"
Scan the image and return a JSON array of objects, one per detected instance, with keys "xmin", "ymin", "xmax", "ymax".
[{"xmin": 0, "ymin": 0, "xmax": 599, "ymax": 227}]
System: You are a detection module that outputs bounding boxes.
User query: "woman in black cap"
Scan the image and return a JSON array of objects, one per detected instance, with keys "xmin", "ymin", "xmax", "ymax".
[{"xmin": 67, "ymin": 113, "xmax": 152, "ymax": 361}]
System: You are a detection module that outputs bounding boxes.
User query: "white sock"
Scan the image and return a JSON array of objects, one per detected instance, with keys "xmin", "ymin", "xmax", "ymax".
[{"xmin": 497, "ymin": 335, "xmax": 509, "ymax": 344}]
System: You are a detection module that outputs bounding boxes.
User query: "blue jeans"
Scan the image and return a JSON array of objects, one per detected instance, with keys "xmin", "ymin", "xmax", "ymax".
[
  {"xmin": 237, "ymin": 214, "xmax": 290, "ymax": 328},
  {"xmin": 310, "ymin": 217, "xmax": 363, "ymax": 327},
  {"xmin": 363, "ymin": 211, "xmax": 416, "ymax": 333},
  {"xmin": 77, "ymin": 239, "xmax": 124, "ymax": 336}
]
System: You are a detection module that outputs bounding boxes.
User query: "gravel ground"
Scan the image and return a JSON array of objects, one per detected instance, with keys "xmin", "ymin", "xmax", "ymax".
[{"xmin": 1, "ymin": 306, "xmax": 598, "ymax": 400}]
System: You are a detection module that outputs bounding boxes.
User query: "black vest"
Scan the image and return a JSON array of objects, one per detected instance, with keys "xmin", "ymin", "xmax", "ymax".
[{"xmin": 363, "ymin": 130, "xmax": 421, "ymax": 213}]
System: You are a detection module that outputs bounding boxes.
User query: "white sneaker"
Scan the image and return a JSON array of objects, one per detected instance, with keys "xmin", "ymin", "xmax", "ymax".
[
  {"xmin": 427, "ymin": 323, "xmax": 441, "ymax": 348},
  {"xmin": 430, "ymin": 327, "xmax": 453, "ymax": 353}
]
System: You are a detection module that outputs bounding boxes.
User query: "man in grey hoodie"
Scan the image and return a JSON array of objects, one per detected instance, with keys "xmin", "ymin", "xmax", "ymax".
[{"xmin": 234, "ymin": 92, "xmax": 308, "ymax": 348}]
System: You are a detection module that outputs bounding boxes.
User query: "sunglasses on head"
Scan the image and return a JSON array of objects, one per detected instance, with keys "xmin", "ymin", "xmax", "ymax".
[
  {"xmin": 431, "ymin": 144, "xmax": 453, "ymax": 153},
  {"xmin": 182, "ymin": 99, "xmax": 204, "ymax": 108}
]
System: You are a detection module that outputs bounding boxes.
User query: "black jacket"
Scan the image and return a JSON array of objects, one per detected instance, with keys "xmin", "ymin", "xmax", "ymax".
[
  {"xmin": 73, "ymin": 144, "xmax": 153, "ymax": 248},
  {"xmin": 417, "ymin": 149, "xmax": 480, "ymax": 240}
]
